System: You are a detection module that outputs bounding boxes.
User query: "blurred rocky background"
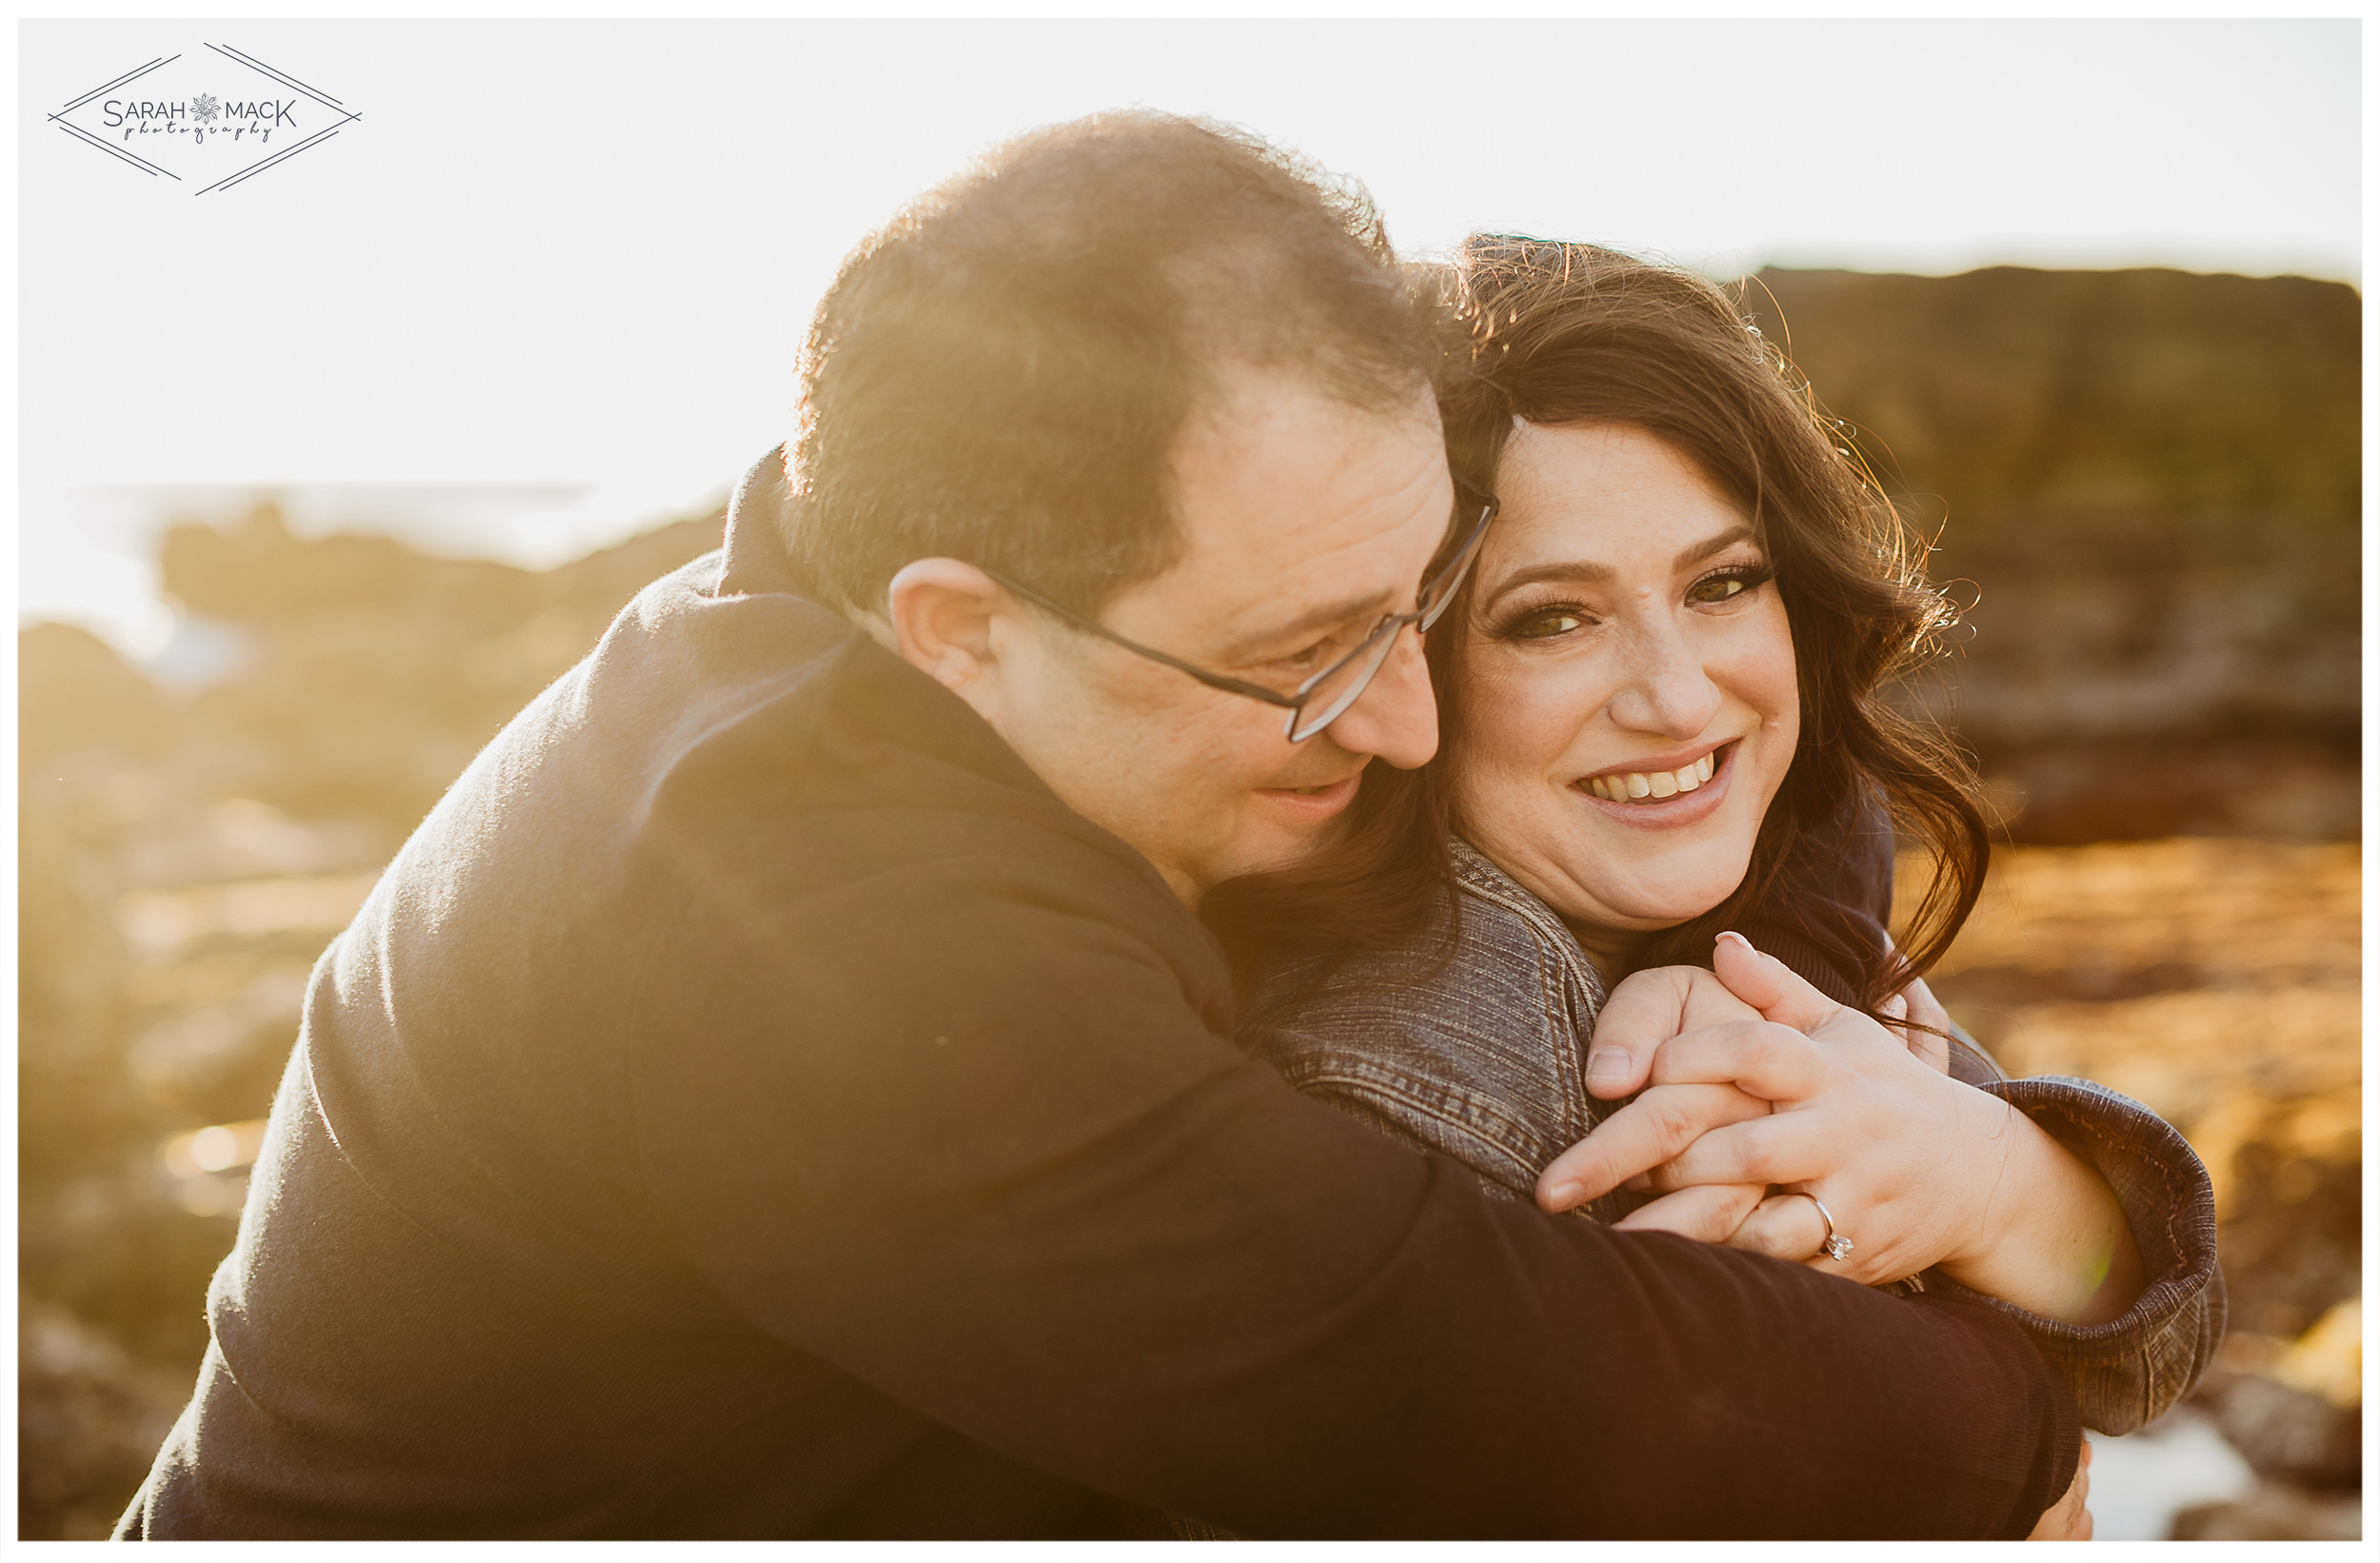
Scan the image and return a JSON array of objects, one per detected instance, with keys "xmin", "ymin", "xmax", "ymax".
[
  {"xmin": 1747, "ymin": 266, "xmax": 2359, "ymax": 844},
  {"xmin": 18, "ymin": 265, "xmax": 2360, "ymax": 1538}
]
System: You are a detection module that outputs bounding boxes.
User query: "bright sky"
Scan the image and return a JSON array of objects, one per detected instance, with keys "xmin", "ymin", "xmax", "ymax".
[{"xmin": 16, "ymin": 16, "xmax": 2362, "ymax": 650}]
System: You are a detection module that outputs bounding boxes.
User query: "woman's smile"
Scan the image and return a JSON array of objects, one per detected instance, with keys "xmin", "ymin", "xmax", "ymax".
[{"xmin": 1570, "ymin": 739, "xmax": 1738, "ymax": 825}]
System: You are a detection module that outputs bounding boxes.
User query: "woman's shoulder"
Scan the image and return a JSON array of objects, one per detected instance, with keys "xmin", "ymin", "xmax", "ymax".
[
  {"xmin": 1240, "ymin": 838, "xmax": 1598, "ymax": 1044},
  {"xmin": 1237, "ymin": 837, "xmax": 1610, "ymax": 1194}
]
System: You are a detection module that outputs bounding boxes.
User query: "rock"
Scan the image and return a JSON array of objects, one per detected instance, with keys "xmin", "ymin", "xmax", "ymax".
[
  {"xmin": 20, "ymin": 622, "xmax": 171, "ymax": 768},
  {"xmin": 2208, "ymin": 1375, "xmax": 2361, "ymax": 1490},
  {"xmin": 2271, "ymin": 1297, "xmax": 2362, "ymax": 1408},
  {"xmin": 16, "ymin": 1295, "xmax": 188, "ymax": 1539},
  {"xmin": 1745, "ymin": 267, "xmax": 2358, "ymax": 844},
  {"xmin": 2172, "ymin": 1481, "xmax": 2362, "ymax": 1541},
  {"xmin": 2193, "ymin": 1305, "xmax": 2362, "ymax": 1502},
  {"xmin": 1920, "ymin": 839, "xmax": 2362, "ymax": 1380}
]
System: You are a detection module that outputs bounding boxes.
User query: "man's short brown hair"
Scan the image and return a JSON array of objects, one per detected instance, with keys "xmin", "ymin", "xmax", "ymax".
[{"xmin": 781, "ymin": 110, "xmax": 1440, "ymax": 618}]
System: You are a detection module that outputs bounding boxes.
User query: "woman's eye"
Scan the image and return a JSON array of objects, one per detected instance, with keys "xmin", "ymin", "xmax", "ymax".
[
  {"xmin": 1687, "ymin": 569, "xmax": 1765, "ymax": 605},
  {"xmin": 1511, "ymin": 607, "xmax": 1589, "ymax": 640}
]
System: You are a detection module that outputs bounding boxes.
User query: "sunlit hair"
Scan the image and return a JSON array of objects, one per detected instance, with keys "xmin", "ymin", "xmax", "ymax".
[
  {"xmin": 1206, "ymin": 236, "xmax": 1991, "ymax": 1013},
  {"xmin": 781, "ymin": 109, "xmax": 1440, "ymax": 620}
]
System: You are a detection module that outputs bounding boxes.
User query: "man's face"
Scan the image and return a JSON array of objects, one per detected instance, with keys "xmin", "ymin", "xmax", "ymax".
[{"xmin": 989, "ymin": 370, "xmax": 1452, "ymax": 901}]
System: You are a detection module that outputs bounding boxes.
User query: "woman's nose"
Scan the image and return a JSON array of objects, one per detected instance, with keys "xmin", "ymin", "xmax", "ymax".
[{"xmin": 1606, "ymin": 618, "xmax": 1722, "ymax": 739}]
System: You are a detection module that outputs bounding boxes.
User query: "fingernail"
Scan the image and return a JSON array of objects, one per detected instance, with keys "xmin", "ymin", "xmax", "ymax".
[
  {"xmin": 1586, "ymin": 1049, "xmax": 1628, "ymax": 1088},
  {"xmin": 1716, "ymin": 930, "xmax": 1755, "ymax": 954},
  {"xmin": 1545, "ymin": 1181, "xmax": 1581, "ymax": 1210}
]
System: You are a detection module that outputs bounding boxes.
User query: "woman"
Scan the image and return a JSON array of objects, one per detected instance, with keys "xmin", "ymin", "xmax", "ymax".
[{"xmin": 1207, "ymin": 236, "xmax": 2220, "ymax": 1437}]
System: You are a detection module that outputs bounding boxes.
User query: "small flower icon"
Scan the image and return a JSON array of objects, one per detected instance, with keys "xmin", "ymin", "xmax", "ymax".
[{"xmin": 191, "ymin": 92, "xmax": 220, "ymax": 124}]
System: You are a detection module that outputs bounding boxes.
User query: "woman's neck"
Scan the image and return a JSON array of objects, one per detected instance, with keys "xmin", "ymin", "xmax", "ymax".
[{"xmin": 1561, "ymin": 918, "xmax": 1658, "ymax": 986}]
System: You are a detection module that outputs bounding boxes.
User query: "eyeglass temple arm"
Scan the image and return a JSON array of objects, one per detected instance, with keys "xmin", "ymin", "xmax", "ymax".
[
  {"xmin": 979, "ymin": 478, "xmax": 1495, "ymax": 717},
  {"xmin": 979, "ymin": 571, "xmax": 1302, "ymax": 711}
]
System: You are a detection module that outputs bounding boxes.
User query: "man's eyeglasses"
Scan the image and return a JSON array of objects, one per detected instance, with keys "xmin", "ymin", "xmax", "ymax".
[{"xmin": 983, "ymin": 475, "xmax": 1500, "ymax": 742}]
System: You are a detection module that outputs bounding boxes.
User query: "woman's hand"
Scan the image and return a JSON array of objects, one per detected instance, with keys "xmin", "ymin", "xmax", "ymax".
[
  {"xmin": 1575, "ymin": 963, "xmax": 1774, "ymax": 1240},
  {"xmin": 1538, "ymin": 933, "xmax": 2146, "ymax": 1323},
  {"xmin": 1879, "ymin": 958, "xmax": 1954, "ymax": 1075},
  {"xmin": 1560, "ymin": 960, "xmax": 1960, "ymax": 1241}
]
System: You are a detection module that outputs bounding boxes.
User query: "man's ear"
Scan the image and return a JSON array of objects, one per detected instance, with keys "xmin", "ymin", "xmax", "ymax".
[{"xmin": 885, "ymin": 559, "xmax": 1012, "ymax": 700}]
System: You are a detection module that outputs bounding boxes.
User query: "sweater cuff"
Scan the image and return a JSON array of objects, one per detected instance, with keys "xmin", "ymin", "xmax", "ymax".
[{"xmin": 1935, "ymin": 1076, "xmax": 2221, "ymax": 1358}]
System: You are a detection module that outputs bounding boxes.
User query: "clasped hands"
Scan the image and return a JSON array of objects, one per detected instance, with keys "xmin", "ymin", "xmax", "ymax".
[
  {"xmin": 1542, "ymin": 932, "xmax": 2117, "ymax": 1539},
  {"xmin": 1537, "ymin": 931, "xmax": 2034, "ymax": 1292}
]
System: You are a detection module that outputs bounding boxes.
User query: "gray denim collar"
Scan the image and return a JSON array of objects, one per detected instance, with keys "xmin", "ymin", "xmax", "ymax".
[{"xmin": 1447, "ymin": 836, "xmax": 1609, "ymax": 1014}]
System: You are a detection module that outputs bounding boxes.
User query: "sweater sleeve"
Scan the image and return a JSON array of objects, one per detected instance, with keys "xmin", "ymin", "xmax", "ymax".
[
  {"xmin": 1735, "ymin": 787, "xmax": 2223, "ymax": 1434},
  {"xmin": 1934, "ymin": 1075, "xmax": 2227, "ymax": 1434},
  {"xmin": 631, "ymin": 836, "xmax": 2081, "ymax": 1539}
]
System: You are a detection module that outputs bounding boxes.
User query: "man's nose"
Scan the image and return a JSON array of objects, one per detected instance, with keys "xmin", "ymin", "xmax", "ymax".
[
  {"xmin": 1606, "ymin": 617, "xmax": 1722, "ymax": 739},
  {"xmin": 1320, "ymin": 623, "xmax": 1438, "ymax": 770}
]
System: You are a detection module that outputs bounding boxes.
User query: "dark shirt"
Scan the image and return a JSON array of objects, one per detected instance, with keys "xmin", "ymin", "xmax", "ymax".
[{"xmin": 117, "ymin": 462, "xmax": 2081, "ymax": 1539}]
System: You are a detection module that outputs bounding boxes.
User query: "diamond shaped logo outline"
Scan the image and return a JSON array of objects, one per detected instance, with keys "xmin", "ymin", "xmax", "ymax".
[{"xmin": 49, "ymin": 42, "xmax": 362, "ymax": 194}]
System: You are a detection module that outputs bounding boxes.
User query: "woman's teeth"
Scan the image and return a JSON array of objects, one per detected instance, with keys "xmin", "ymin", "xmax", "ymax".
[{"xmin": 1584, "ymin": 752, "xmax": 1716, "ymax": 803}]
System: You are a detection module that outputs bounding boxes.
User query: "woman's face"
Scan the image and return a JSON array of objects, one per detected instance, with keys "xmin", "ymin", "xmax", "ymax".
[{"xmin": 1451, "ymin": 422, "xmax": 1799, "ymax": 951}]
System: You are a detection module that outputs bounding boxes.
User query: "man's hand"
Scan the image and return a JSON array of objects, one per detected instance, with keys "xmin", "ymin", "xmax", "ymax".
[{"xmin": 2026, "ymin": 1441, "xmax": 2092, "ymax": 1540}]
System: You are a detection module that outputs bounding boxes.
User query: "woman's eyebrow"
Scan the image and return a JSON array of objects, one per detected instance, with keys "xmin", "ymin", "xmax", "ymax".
[
  {"xmin": 1676, "ymin": 524, "xmax": 1757, "ymax": 568},
  {"xmin": 1479, "ymin": 525, "xmax": 1761, "ymax": 612},
  {"xmin": 1479, "ymin": 559, "xmax": 1614, "ymax": 612}
]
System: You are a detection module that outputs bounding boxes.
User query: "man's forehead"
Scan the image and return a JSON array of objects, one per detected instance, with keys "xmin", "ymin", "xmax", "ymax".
[{"xmin": 1167, "ymin": 369, "xmax": 1446, "ymax": 566}]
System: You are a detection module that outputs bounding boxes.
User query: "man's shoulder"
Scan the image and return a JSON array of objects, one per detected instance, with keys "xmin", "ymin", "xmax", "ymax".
[
  {"xmin": 534, "ymin": 544, "xmax": 1212, "ymax": 976},
  {"xmin": 365, "ymin": 535, "xmax": 1196, "ymax": 986}
]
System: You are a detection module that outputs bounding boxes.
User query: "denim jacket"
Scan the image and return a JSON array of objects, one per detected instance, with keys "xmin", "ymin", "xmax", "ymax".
[{"xmin": 1240, "ymin": 837, "xmax": 2224, "ymax": 1435}]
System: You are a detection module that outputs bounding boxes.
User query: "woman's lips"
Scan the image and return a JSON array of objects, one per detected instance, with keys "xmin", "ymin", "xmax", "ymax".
[
  {"xmin": 1255, "ymin": 771, "xmax": 1362, "ymax": 821},
  {"xmin": 1570, "ymin": 741, "xmax": 1737, "ymax": 826}
]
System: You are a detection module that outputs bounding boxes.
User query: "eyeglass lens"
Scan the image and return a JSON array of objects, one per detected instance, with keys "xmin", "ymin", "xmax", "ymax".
[
  {"xmin": 1281, "ymin": 497, "xmax": 1494, "ymax": 742},
  {"xmin": 1285, "ymin": 620, "xmax": 1404, "ymax": 742}
]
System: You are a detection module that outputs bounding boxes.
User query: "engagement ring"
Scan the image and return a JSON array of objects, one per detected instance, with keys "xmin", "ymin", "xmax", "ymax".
[{"xmin": 1794, "ymin": 1192, "xmax": 1854, "ymax": 1262}]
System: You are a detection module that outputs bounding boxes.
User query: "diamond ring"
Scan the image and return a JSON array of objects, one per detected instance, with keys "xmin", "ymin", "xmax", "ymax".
[{"xmin": 1792, "ymin": 1191, "xmax": 1854, "ymax": 1262}]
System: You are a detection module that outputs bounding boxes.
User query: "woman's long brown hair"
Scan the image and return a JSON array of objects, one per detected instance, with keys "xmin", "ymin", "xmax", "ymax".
[{"xmin": 1202, "ymin": 237, "xmax": 1992, "ymax": 1014}]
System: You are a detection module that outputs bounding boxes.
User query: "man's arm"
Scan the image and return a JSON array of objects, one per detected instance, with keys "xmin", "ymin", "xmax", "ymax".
[{"xmin": 628, "ymin": 841, "xmax": 2077, "ymax": 1538}]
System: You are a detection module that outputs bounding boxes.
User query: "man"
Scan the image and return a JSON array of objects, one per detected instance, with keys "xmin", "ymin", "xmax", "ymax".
[{"xmin": 117, "ymin": 112, "xmax": 2083, "ymax": 1538}]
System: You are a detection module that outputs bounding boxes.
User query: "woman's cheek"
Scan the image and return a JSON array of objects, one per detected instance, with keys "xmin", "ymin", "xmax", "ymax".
[
  {"xmin": 1759, "ymin": 612, "xmax": 1801, "ymax": 779},
  {"xmin": 1716, "ymin": 602, "xmax": 1799, "ymax": 776},
  {"xmin": 1462, "ymin": 655, "xmax": 1567, "ymax": 776}
]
